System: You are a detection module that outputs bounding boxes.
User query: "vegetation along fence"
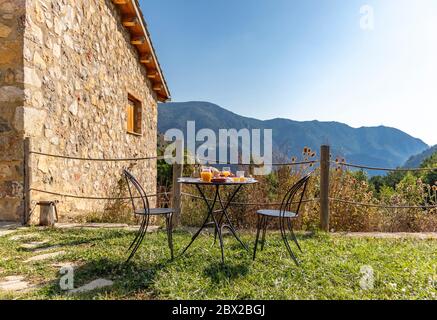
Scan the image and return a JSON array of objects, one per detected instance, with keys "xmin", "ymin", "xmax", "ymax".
[{"xmin": 24, "ymin": 137, "xmax": 437, "ymax": 231}]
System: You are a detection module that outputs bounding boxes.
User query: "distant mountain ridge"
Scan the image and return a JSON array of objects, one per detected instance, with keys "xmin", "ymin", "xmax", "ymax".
[
  {"xmin": 403, "ymin": 145, "xmax": 437, "ymax": 168},
  {"xmin": 158, "ymin": 101, "xmax": 428, "ymax": 169}
]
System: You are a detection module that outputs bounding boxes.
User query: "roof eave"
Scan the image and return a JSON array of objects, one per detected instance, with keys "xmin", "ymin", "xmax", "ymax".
[{"xmin": 112, "ymin": 0, "xmax": 171, "ymax": 102}]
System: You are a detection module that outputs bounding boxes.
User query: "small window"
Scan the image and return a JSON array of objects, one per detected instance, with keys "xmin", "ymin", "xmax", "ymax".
[{"xmin": 126, "ymin": 95, "xmax": 142, "ymax": 135}]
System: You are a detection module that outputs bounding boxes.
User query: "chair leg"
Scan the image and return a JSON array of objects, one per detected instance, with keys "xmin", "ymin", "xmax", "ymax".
[
  {"xmin": 260, "ymin": 216, "xmax": 268, "ymax": 251},
  {"xmin": 126, "ymin": 215, "xmax": 149, "ymax": 263},
  {"xmin": 280, "ymin": 217, "xmax": 299, "ymax": 266},
  {"xmin": 166, "ymin": 213, "xmax": 174, "ymax": 260},
  {"xmin": 288, "ymin": 219, "xmax": 302, "ymax": 253},
  {"xmin": 128, "ymin": 215, "xmax": 146, "ymax": 251},
  {"xmin": 283, "ymin": 234, "xmax": 299, "ymax": 266},
  {"xmin": 253, "ymin": 215, "xmax": 263, "ymax": 261}
]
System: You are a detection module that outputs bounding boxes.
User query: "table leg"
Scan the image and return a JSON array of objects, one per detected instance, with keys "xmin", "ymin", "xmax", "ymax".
[
  {"xmin": 179, "ymin": 185, "xmax": 218, "ymax": 256},
  {"xmin": 211, "ymin": 186, "xmax": 225, "ymax": 263},
  {"xmin": 217, "ymin": 186, "xmax": 249, "ymax": 251},
  {"xmin": 179, "ymin": 183, "xmax": 249, "ymax": 263}
]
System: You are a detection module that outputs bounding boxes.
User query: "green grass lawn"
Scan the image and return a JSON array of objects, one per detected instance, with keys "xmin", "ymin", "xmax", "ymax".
[{"xmin": 0, "ymin": 227, "xmax": 436, "ymax": 300}]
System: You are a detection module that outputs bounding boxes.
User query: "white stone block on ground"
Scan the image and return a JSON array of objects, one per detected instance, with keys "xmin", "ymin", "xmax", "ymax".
[
  {"xmin": 51, "ymin": 262, "xmax": 77, "ymax": 268},
  {"xmin": 125, "ymin": 225, "xmax": 160, "ymax": 232},
  {"xmin": 33, "ymin": 245, "xmax": 62, "ymax": 253},
  {"xmin": 0, "ymin": 230, "xmax": 16, "ymax": 237},
  {"xmin": 54, "ymin": 223, "xmax": 81, "ymax": 229},
  {"xmin": 9, "ymin": 233, "xmax": 39, "ymax": 241},
  {"xmin": 55, "ymin": 223, "xmax": 160, "ymax": 232},
  {"xmin": 69, "ymin": 279, "xmax": 113, "ymax": 294},
  {"xmin": 82, "ymin": 223, "xmax": 129, "ymax": 229},
  {"xmin": 0, "ymin": 276, "xmax": 30, "ymax": 292},
  {"xmin": 24, "ymin": 251, "xmax": 66, "ymax": 263},
  {"xmin": 20, "ymin": 240, "xmax": 49, "ymax": 250}
]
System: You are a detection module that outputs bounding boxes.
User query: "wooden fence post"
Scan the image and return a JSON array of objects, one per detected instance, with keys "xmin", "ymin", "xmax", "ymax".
[
  {"xmin": 171, "ymin": 140, "xmax": 183, "ymax": 226},
  {"xmin": 23, "ymin": 137, "xmax": 31, "ymax": 226},
  {"xmin": 320, "ymin": 145, "xmax": 330, "ymax": 232}
]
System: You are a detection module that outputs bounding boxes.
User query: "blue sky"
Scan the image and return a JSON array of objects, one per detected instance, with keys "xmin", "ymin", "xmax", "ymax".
[{"xmin": 140, "ymin": 0, "xmax": 437, "ymax": 145}]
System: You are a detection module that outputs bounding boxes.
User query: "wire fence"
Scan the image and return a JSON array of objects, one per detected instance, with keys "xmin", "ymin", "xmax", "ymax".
[
  {"xmin": 181, "ymin": 192, "xmax": 319, "ymax": 206},
  {"xmin": 329, "ymin": 198, "xmax": 437, "ymax": 209},
  {"xmin": 26, "ymin": 147, "xmax": 437, "ymax": 211},
  {"xmin": 29, "ymin": 188, "xmax": 170, "ymax": 200},
  {"xmin": 29, "ymin": 150, "xmax": 168, "ymax": 162},
  {"xmin": 332, "ymin": 161, "xmax": 437, "ymax": 172},
  {"xmin": 195, "ymin": 158, "xmax": 318, "ymax": 167}
]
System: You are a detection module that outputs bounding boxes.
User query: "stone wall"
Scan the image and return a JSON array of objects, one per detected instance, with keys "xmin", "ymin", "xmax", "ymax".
[
  {"xmin": 0, "ymin": 0, "xmax": 26, "ymax": 222},
  {"xmin": 0, "ymin": 0, "xmax": 158, "ymax": 223}
]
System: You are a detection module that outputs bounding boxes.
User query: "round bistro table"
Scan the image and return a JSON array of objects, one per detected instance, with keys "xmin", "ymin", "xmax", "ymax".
[{"xmin": 178, "ymin": 177, "xmax": 258, "ymax": 263}]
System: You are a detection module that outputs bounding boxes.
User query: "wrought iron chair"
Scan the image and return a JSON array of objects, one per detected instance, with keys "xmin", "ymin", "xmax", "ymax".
[
  {"xmin": 253, "ymin": 173, "xmax": 311, "ymax": 265},
  {"xmin": 123, "ymin": 169, "xmax": 174, "ymax": 262}
]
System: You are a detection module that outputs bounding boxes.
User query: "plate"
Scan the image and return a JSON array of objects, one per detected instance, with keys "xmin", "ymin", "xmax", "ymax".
[{"xmin": 211, "ymin": 177, "xmax": 227, "ymax": 183}]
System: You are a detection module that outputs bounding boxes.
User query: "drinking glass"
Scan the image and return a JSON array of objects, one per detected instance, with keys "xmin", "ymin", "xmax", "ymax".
[
  {"xmin": 201, "ymin": 168, "xmax": 212, "ymax": 182},
  {"xmin": 236, "ymin": 171, "xmax": 245, "ymax": 182}
]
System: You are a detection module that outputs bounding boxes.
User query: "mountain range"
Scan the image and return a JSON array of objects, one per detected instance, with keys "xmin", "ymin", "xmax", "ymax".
[
  {"xmin": 158, "ymin": 101, "xmax": 429, "ymax": 169},
  {"xmin": 403, "ymin": 145, "xmax": 437, "ymax": 168}
]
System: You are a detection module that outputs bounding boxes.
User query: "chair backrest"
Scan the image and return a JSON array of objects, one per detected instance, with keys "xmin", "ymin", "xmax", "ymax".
[
  {"xmin": 279, "ymin": 173, "xmax": 311, "ymax": 218},
  {"xmin": 123, "ymin": 169, "xmax": 150, "ymax": 214}
]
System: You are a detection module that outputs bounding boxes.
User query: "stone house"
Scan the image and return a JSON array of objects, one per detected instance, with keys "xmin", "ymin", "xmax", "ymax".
[{"xmin": 0, "ymin": 0, "xmax": 170, "ymax": 223}]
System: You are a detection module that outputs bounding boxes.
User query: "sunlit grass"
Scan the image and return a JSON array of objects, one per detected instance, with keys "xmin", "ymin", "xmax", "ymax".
[{"xmin": 0, "ymin": 227, "xmax": 436, "ymax": 300}]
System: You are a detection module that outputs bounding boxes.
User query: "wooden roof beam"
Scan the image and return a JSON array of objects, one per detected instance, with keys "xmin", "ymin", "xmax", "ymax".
[
  {"xmin": 131, "ymin": 36, "xmax": 146, "ymax": 45},
  {"xmin": 112, "ymin": 0, "xmax": 129, "ymax": 5},
  {"xmin": 153, "ymin": 84, "xmax": 164, "ymax": 92},
  {"xmin": 147, "ymin": 71, "xmax": 159, "ymax": 79},
  {"xmin": 122, "ymin": 16, "xmax": 139, "ymax": 27},
  {"xmin": 140, "ymin": 54, "xmax": 153, "ymax": 64}
]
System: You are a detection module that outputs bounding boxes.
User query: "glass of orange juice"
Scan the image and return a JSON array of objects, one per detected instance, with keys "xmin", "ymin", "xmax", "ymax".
[
  {"xmin": 237, "ymin": 171, "xmax": 245, "ymax": 182},
  {"xmin": 201, "ymin": 168, "xmax": 213, "ymax": 182},
  {"xmin": 222, "ymin": 167, "xmax": 231, "ymax": 177}
]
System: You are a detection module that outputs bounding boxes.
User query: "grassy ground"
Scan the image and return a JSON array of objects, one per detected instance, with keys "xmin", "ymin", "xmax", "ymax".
[{"xmin": 0, "ymin": 227, "xmax": 436, "ymax": 300}]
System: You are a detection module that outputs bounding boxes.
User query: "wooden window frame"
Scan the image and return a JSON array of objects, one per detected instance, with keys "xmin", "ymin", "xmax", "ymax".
[{"xmin": 126, "ymin": 94, "xmax": 142, "ymax": 136}]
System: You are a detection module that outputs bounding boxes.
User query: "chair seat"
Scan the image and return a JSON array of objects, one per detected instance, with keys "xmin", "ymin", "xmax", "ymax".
[
  {"xmin": 135, "ymin": 208, "xmax": 175, "ymax": 216},
  {"xmin": 257, "ymin": 209, "xmax": 297, "ymax": 218}
]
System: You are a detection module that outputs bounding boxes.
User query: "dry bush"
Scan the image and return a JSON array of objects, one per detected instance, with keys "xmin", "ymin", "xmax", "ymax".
[{"xmin": 179, "ymin": 150, "xmax": 437, "ymax": 232}]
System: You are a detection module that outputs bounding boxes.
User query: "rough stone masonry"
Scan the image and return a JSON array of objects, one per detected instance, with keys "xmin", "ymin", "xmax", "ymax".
[{"xmin": 0, "ymin": 0, "xmax": 168, "ymax": 223}]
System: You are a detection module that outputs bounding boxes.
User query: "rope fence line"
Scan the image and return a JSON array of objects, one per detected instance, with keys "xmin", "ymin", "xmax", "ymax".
[
  {"xmin": 195, "ymin": 158, "xmax": 318, "ymax": 166},
  {"xmin": 29, "ymin": 150, "xmax": 319, "ymax": 167},
  {"xmin": 29, "ymin": 150, "xmax": 170, "ymax": 162},
  {"xmin": 27, "ymin": 148, "xmax": 437, "ymax": 172},
  {"xmin": 181, "ymin": 192, "xmax": 319, "ymax": 206},
  {"xmin": 329, "ymin": 198, "xmax": 437, "ymax": 209},
  {"xmin": 29, "ymin": 188, "xmax": 170, "ymax": 201},
  {"xmin": 181, "ymin": 192, "xmax": 436, "ymax": 210},
  {"xmin": 28, "ymin": 149, "xmax": 437, "ymax": 173},
  {"xmin": 28, "ymin": 190, "xmax": 436, "ymax": 209},
  {"xmin": 331, "ymin": 161, "xmax": 437, "ymax": 172},
  {"xmin": 26, "ymin": 148, "xmax": 436, "ymax": 211}
]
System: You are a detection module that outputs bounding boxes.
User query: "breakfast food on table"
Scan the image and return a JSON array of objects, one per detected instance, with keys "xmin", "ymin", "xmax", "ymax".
[
  {"xmin": 211, "ymin": 177, "xmax": 227, "ymax": 183},
  {"xmin": 200, "ymin": 168, "xmax": 213, "ymax": 182},
  {"xmin": 198, "ymin": 167, "xmax": 252, "ymax": 183}
]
